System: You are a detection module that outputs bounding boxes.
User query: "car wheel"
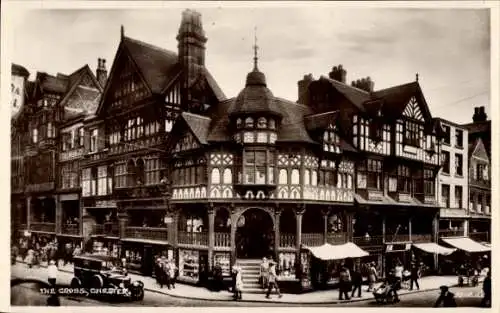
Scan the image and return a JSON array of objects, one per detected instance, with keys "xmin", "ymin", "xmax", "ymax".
[
  {"xmin": 135, "ymin": 288, "xmax": 144, "ymax": 301},
  {"xmin": 70, "ymin": 277, "xmax": 81, "ymax": 288},
  {"xmin": 90, "ymin": 275, "xmax": 104, "ymax": 289}
]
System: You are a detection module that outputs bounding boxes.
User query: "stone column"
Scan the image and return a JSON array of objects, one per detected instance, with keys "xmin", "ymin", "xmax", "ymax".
[
  {"xmin": 408, "ymin": 216, "xmax": 412, "ymax": 241},
  {"xmin": 26, "ymin": 196, "xmax": 32, "ymax": 229},
  {"xmin": 463, "ymin": 219, "xmax": 469, "ymax": 237},
  {"xmin": 55, "ymin": 195, "xmax": 62, "ymax": 234},
  {"xmin": 274, "ymin": 209, "xmax": 281, "ymax": 262},
  {"xmin": 345, "ymin": 210, "xmax": 354, "ymax": 242},
  {"xmin": 295, "ymin": 206, "xmax": 305, "ymax": 251},
  {"xmin": 230, "ymin": 210, "xmax": 238, "ymax": 265},
  {"xmin": 382, "ymin": 215, "xmax": 386, "ymax": 243},
  {"xmin": 322, "ymin": 208, "xmax": 330, "ymax": 244},
  {"xmin": 207, "ymin": 206, "xmax": 215, "ymax": 271}
]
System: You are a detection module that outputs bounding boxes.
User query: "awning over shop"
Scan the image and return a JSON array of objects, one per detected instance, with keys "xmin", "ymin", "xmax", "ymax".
[
  {"xmin": 305, "ymin": 242, "xmax": 369, "ymax": 260},
  {"xmin": 442, "ymin": 237, "xmax": 490, "ymax": 253},
  {"xmin": 413, "ymin": 242, "xmax": 456, "ymax": 256}
]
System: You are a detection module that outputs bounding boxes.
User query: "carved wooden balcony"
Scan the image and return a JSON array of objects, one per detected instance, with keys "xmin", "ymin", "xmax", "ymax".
[
  {"xmin": 411, "ymin": 234, "xmax": 432, "ymax": 243},
  {"xmin": 30, "ymin": 222, "xmax": 56, "ymax": 233},
  {"xmin": 126, "ymin": 226, "xmax": 169, "ymax": 241},
  {"xmin": 178, "ymin": 231, "xmax": 208, "ymax": 246},
  {"xmin": 469, "ymin": 232, "xmax": 489, "ymax": 243},
  {"xmin": 93, "ymin": 223, "xmax": 119, "ymax": 237},
  {"xmin": 25, "ymin": 182, "xmax": 55, "ymax": 193},
  {"xmin": 353, "ymin": 235, "xmax": 384, "ymax": 247},
  {"xmin": 61, "ymin": 224, "xmax": 80, "ymax": 236},
  {"xmin": 214, "ymin": 232, "xmax": 230, "ymax": 247},
  {"xmin": 326, "ymin": 232, "xmax": 347, "ymax": 245},
  {"xmin": 301, "ymin": 233, "xmax": 323, "ymax": 247},
  {"xmin": 279, "ymin": 233, "xmax": 296, "ymax": 248}
]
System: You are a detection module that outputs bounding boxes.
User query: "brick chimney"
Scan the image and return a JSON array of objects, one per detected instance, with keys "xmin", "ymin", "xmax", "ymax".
[
  {"xmin": 351, "ymin": 76, "xmax": 374, "ymax": 92},
  {"xmin": 96, "ymin": 58, "xmax": 107, "ymax": 89},
  {"xmin": 328, "ymin": 65, "xmax": 347, "ymax": 83},
  {"xmin": 298, "ymin": 73, "xmax": 314, "ymax": 104},
  {"xmin": 472, "ymin": 106, "xmax": 487, "ymax": 122}
]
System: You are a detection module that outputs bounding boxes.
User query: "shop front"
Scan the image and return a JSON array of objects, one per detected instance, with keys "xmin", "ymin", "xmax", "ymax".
[{"xmin": 121, "ymin": 240, "xmax": 174, "ymax": 277}]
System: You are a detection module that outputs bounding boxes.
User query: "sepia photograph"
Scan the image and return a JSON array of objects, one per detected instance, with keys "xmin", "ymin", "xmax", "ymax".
[{"xmin": 3, "ymin": 1, "xmax": 497, "ymax": 310}]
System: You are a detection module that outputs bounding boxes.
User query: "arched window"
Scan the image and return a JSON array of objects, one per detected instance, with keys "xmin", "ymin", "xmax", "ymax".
[
  {"xmin": 279, "ymin": 169, "xmax": 288, "ymax": 184},
  {"xmin": 257, "ymin": 117, "xmax": 267, "ymax": 128},
  {"xmin": 245, "ymin": 117, "xmax": 254, "ymax": 128},
  {"xmin": 311, "ymin": 170, "xmax": 318, "ymax": 186},
  {"xmin": 291, "ymin": 169, "xmax": 300, "ymax": 185},
  {"xmin": 223, "ymin": 168, "xmax": 232, "ymax": 184},
  {"xmin": 347, "ymin": 174, "xmax": 353, "ymax": 189},
  {"xmin": 304, "ymin": 169, "xmax": 310, "ymax": 185},
  {"xmin": 211, "ymin": 168, "xmax": 221, "ymax": 184}
]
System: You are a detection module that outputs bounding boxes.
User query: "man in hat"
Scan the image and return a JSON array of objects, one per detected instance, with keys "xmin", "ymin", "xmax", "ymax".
[
  {"xmin": 48, "ymin": 259, "xmax": 58, "ymax": 287},
  {"xmin": 367, "ymin": 261, "xmax": 378, "ymax": 292},
  {"xmin": 409, "ymin": 262, "xmax": 420, "ymax": 291},
  {"xmin": 260, "ymin": 257, "xmax": 270, "ymax": 289},
  {"xmin": 434, "ymin": 285, "xmax": 457, "ymax": 307},
  {"xmin": 266, "ymin": 261, "xmax": 282, "ymax": 299},
  {"xmin": 480, "ymin": 270, "xmax": 491, "ymax": 307}
]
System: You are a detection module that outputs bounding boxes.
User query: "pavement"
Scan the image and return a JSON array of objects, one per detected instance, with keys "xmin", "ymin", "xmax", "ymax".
[{"xmin": 12, "ymin": 257, "xmax": 471, "ymax": 305}]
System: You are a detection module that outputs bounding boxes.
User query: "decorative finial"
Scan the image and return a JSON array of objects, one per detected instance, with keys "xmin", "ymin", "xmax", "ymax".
[
  {"xmin": 253, "ymin": 26, "xmax": 259, "ymax": 71},
  {"xmin": 416, "ymin": 73, "xmax": 419, "ymax": 82},
  {"xmin": 121, "ymin": 25, "xmax": 124, "ymax": 39}
]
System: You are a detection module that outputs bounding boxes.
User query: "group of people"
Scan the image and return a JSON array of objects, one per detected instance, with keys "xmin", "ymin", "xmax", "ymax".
[
  {"xmin": 154, "ymin": 257, "xmax": 178, "ymax": 290},
  {"xmin": 12, "ymin": 237, "xmax": 82, "ymax": 268},
  {"xmin": 337, "ymin": 261, "xmax": 380, "ymax": 300}
]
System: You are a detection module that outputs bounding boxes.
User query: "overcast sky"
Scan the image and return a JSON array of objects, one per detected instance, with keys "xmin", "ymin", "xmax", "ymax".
[{"xmin": 8, "ymin": 5, "xmax": 491, "ymax": 124}]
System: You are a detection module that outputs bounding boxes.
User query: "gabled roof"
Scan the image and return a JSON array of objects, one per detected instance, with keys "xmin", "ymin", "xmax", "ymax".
[
  {"xmin": 36, "ymin": 72, "xmax": 68, "ymax": 93},
  {"xmin": 469, "ymin": 137, "xmax": 489, "ymax": 162},
  {"xmin": 372, "ymin": 81, "xmax": 429, "ymax": 121},
  {"xmin": 181, "ymin": 112, "xmax": 212, "ymax": 145},
  {"xmin": 319, "ymin": 76, "xmax": 369, "ymax": 112},
  {"xmin": 122, "ymin": 36, "xmax": 181, "ymax": 94}
]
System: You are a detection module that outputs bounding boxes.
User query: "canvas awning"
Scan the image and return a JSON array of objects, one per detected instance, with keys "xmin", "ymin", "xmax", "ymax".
[
  {"xmin": 413, "ymin": 242, "xmax": 456, "ymax": 256},
  {"xmin": 305, "ymin": 242, "xmax": 369, "ymax": 260},
  {"xmin": 442, "ymin": 237, "xmax": 490, "ymax": 253}
]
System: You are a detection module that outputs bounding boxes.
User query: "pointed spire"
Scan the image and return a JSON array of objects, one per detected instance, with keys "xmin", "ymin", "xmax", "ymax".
[
  {"xmin": 121, "ymin": 25, "xmax": 124, "ymax": 39},
  {"xmin": 253, "ymin": 26, "xmax": 259, "ymax": 71},
  {"xmin": 416, "ymin": 73, "xmax": 419, "ymax": 82}
]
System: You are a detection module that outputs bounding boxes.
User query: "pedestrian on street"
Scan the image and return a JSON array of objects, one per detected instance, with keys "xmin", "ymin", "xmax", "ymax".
[
  {"xmin": 367, "ymin": 262, "xmax": 378, "ymax": 292},
  {"xmin": 409, "ymin": 262, "xmax": 420, "ymax": 290},
  {"xmin": 434, "ymin": 285, "xmax": 457, "ymax": 307},
  {"xmin": 154, "ymin": 258, "xmax": 163, "ymax": 288},
  {"xmin": 338, "ymin": 266, "xmax": 351, "ymax": 300},
  {"xmin": 480, "ymin": 270, "xmax": 491, "ymax": 307},
  {"xmin": 213, "ymin": 262, "xmax": 224, "ymax": 292},
  {"xmin": 231, "ymin": 265, "xmax": 239, "ymax": 300},
  {"xmin": 386, "ymin": 270, "xmax": 400, "ymax": 303},
  {"xmin": 351, "ymin": 265, "xmax": 363, "ymax": 298},
  {"xmin": 260, "ymin": 257, "xmax": 270, "ymax": 289},
  {"xmin": 394, "ymin": 261, "xmax": 404, "ymax": 290},
  {"xmin": 11, "ymin": 244, "xmax": 19, "ymax": 265},
  {"xmin": 48, "ymin": 260, "xmax": 58, "ymax": 287},
  {"xmin": 168, "ymin": 259, "xmax": 177, "ymax": 289},
  {"xmin": 266, "ymin": 262, "xmax": 282, "ymax": 299},
  {"xmin": 234, "ymin": 266, "xmax": 243, "ymax": 301},
  {"xmin": 26, "ymin": 248, "xmax": 34, "ymax": 268}
]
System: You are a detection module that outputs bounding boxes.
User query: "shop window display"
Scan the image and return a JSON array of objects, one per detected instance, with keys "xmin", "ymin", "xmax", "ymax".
[
  {"xmin": 278, "ymin": 252, "xmax": 296, "ymax": 279},
  {"xmin": 214, "ymin": 253, "xmax": 231, "ymax": 276},
  {"xmin": 179, "ymin": 249, "xmax": 200, "ymax": 280},
  {"xmin": 125, "ymin": 248, "xmax": 143, "ymax": 271}
]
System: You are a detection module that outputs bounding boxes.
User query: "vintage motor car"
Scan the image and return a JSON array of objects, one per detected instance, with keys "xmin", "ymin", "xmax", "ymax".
[{"xmin": 70, "ymin": 254, "xmax": 144, "ymax": 301}]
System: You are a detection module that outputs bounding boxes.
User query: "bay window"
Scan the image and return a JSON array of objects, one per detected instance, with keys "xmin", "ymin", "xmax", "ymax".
[
  {"xmin": 244, "ymin": 150, "xmax": 274, "ymax": 184},
  {"xmin": 424, "ymin": 169, "xmax": 435, "ymax": 195},
  {"xmin": 397, "ymin": 165, "xmax": 411, "ymax": 193},
  {"xmin": 145, "ymin": 158, "xmax": 162, "ymax": 185},
  {"xmin": 97, "ymin": 166, "xmax": 108, "ymax": 196},
  {"xmin": 82, "ymin": 168, "xmax": 91, "ymax": 196},
  {"xmin": 114, "ymin": 163, "xmax": 127, "ymax": 188},
  {"xmin": 366, "ymin": 159, "xmax": 382, "ymax": 189}
]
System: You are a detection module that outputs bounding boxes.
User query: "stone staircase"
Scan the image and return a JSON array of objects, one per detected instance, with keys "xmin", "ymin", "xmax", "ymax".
[{"xmin": 236, "ymin": 259, "xmax": 265, "ymax": 294}]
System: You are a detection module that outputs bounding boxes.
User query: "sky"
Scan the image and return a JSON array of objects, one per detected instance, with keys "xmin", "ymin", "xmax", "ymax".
[{"xmin": 7, "ymin": 5, "xmax": 491, "ymax": 124}]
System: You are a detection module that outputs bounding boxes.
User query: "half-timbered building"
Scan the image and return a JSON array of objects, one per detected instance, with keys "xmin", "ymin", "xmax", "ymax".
[
  {"xmin": 80, "ymin": 9, "xmax": 225, "ymax": 276},
  {"xmin": 13, "ymin": 62, "xmax": 103, "ymax": 250}
]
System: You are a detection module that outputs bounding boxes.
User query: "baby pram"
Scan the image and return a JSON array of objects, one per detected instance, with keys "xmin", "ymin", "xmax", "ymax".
[{"xmin": 373, "ymin": 283, "xmax": 397, "ymax": 304}]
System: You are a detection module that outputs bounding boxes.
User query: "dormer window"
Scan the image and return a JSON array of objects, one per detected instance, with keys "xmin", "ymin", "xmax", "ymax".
[
  {"xmin": 257, "ymin": 117, "xmax": 267, "ymax": 128},
  {"xmin": 245, "ymin": 117, "xmax": 254, "ymax": 128}
]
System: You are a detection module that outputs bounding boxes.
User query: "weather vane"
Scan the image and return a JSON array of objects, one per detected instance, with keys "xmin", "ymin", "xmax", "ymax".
[{"xmin": 253, "ymin": 26, "xmax": 259, "ymax": 70}]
